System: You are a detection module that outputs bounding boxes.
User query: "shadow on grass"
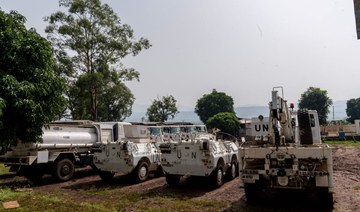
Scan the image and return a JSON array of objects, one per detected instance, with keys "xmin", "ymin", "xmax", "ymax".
[
  {"xmin": 0, "ymin": 172, "xmax": 17, "ymax": 179},
  {"xmin": 0, "ymin": 167, "xmax": 98, "ymax": 188},
  {"xmin": 144, "ymin": 176, "xmax": 232, "ymax": 199},
  {"xmin": 64, "ymin": 174, "xmax": 227, "ymax": 199},
  {"xmin": 63, "ymin": 173, "xmax": 139, "ymax": 190}
]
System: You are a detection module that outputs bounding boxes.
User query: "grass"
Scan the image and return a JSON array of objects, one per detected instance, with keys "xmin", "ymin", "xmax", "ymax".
[
  {"xmin": 0, "ymin": 164, "xmax": 10, "ymax": 175},
  {"xmin": 323, "ymin": 140, "xmax": 360, "ymax": 147},
  {"xmin": 0, "ymin": 188, "xmax": 28, "ymax": 201},
  {"xmin": 0, "ymin": 188, "xmax": 228, "ymax": 211},
  {"xmin": 0, "ymin": 179, "xmax": 229, "ymax": 212},
  {"xmin": 0, "ymin": 162, "xmax": 230, "ymax": 211}
]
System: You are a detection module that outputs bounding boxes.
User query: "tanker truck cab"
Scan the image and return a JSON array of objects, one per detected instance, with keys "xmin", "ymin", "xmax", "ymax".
[
  {"xmin": 93, "ymin": 125, "xmax": 162, "ymax": 182},
  {"xmin": 159, "ymin": 126, "xmax": 239, "ymax": 188},
  {"xmin": 0, "ymin": 120, "xmax": 124, "ymax": 183}
]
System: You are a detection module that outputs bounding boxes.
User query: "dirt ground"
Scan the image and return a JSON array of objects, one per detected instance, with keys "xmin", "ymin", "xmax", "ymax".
[{"xmin": 1, "ymin": 145, "xmax": 359, "ymax": 211}]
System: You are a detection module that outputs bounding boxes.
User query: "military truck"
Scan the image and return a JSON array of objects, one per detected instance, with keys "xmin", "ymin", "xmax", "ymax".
[
  {"xmin": 238, "ymin": 87, "xmax": 334, "ymax": 208},
  {"xmin": 159, "ymin": 126, "xmax": 239, "ymax": 188},
  {"xmin": 0, "ymin": 120, "xmax": 128, "ymax": 182},
  {"xmin": 92, "ymin": 125, "xmax": 162, "ymax": 182}
]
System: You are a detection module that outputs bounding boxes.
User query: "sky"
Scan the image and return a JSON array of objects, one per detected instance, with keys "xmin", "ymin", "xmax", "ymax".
[{"xmin": 1, "ymin": 0, "xmax": 360, "ymax": 110}]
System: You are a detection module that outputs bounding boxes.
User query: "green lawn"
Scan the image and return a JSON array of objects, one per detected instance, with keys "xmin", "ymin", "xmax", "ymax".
[
  {"xmin": 0, "ymin": 164, "xmax": 10, "ymax": 175},
  {"xmin": 323, "ymin": 140, "xmax": 360, "ymax": 147},
  {"xmin": 0, "ymin": 186, "xmax": 228, "ymax": 212},
  {"xmin": 0, "ymin": 164, "xmax": 229, "ymax": 211}
]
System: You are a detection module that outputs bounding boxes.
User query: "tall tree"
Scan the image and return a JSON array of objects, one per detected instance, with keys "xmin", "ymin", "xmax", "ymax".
[
  {"xmin": 195, "ymin": 89, "xmax": 235, "ymax": 124},
  {"xmin": 0, "ymin": 10, "xmax": 66, "ymax": 145},
  {"xmin": 346, "ymin": 98, "xmax": 360, "ymax": 123},
  {"xmin": 146, "ymin": 95, "xmax": 179, "ymax": 122},
  {"xmin": 206, "ymin": 112, "xmax": 240, "ymax": 137},
  {"xmin": 298, "ymin": 87, "xmax": 332, "ymax": 125},
  {"xmin": 45, "ymin": 0, "xmax": 150, "ymax": 121}
]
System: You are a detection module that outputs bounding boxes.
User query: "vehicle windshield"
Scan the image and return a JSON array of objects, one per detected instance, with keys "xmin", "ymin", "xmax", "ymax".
[
  {"xmin": 194, "ymin": 126, "xmax": 207, "ymax": 133},
  {"xmin": 150, "ymin": 127, "xmax": 162, "ymax": 136},
  {"xmin": 169, "ymin": 127, "xmax": 180, "ymax": 134}
]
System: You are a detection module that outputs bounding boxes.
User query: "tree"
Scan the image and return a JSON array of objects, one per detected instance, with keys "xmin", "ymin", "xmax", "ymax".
[
  {"xmin": 206, "ymin": 112, "xmax": 240, "ymax": 137},
  {"xmin": 346, "ymin": 98, "xmax": 360, "ymax": 123},
  {"xmin": 146, "ymin": 95, "xmax": 179, "ymax": 122},
  {"xmin": 195, "ymin": 89, "xmax": 235, "ymax": 124},
  {"xmin": 45, "ymin": 0, "xmax": 150, "ymax": 121},
  {"xmin": 0, "ymin": 10, "xmax": 66, "ymax": 145},
  {"xmin": 0, "ymin": 98, "xmax": 5, "ymax": 129},
  {"xmin": 298, "ymin": 87, "xmax": 332, "ymax": 125}
]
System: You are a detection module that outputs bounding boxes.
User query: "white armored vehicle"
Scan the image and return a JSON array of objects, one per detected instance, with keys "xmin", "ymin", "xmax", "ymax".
[
  {"xmin": 239, "ymin": 87, "xmax": 334, "ymax": 208},
  {"xmin": 159, "ymin": 125, "xmax": 239, "ymax": 187},
  {"xmin": 0, "ymin": 120, "xmax": 124, "ymax": 182},
  {"xmin": 92, "ymin": 125, "xmax": 162, "ymax": 182}
]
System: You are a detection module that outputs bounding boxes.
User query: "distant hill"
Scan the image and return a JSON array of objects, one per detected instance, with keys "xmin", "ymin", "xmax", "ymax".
[{"xmin": 125, "ymin": 101, "xmax": 348, "ymax": 123}]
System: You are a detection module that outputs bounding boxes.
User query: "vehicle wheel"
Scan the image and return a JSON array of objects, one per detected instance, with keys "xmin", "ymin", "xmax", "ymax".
[
  {"xmin": 226, "ymin": 161, "xmax": 237, "ymax": 181},
  {"xmin": 90, "ymin": 163, "xmax": 99, "ymax": 171},
  {"xmin": 155, "ymin": 165, "xmax": 165, "ymax": 177},
  {"xmin": 132, "ymin": 160, "xmax": 150, "ymax": 183},
  {"xmin": 166, "ymin": 174, "xmax": 181, "ymax": 186},
  {"xmin": 99, "ymin": 171, "xmax": 115, "ymax": 181},
  {"xmin": 244, "ymin": 183, "xmax": 261, "ymax": 205},
  {"xmin": 211, "ymin": 165, "xmax": 224, "ymax": 188},
  {"xmin": 53, "ymin": 158, "xmax": 75, "ymax": 182},
  {"xmin": 317, "ymin": 188, "xmax": 334, "ymax": 209}
]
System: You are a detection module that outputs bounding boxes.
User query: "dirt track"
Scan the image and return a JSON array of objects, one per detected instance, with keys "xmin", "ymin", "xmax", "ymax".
[{"xmin": 1, "ymin": 146, "xmax": 359, "ymax": 211}]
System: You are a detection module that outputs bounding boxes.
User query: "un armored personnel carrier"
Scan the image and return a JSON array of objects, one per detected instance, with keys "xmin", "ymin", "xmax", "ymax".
[
  {"xmin": 239, "ymin": 87, "xmax": 334, "ymax": 208},
  {"xmin": 93, "ymin": 125, "xmax": 162, "ymax": 182},
  {"xmin": 159, "ymin": 125, "xmax": 239, "ymax": 187}
]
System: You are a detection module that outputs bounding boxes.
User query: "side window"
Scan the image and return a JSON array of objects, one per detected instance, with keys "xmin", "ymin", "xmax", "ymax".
[{"xmin": 310, "ymin": 114, "xmax": 315, "ymax": 127}]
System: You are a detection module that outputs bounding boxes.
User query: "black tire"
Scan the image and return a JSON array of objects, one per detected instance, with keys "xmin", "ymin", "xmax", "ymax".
[
  {"xmin": 53, "ymin": 158, "xmax": 75, "ymax": 182},
  {"xmin": 99, "ymin": 171, "xmax": 115, "ymax": 181},
  {"xmin": 317, "ymin": 188, "xmax": 334, "ymax": 209},
  {"xmin": 166, "ymin": 174, "xmax": 181, "ymax": 186},
  {"xmin": 211, "ymin": 164, "xmax": 224, "ymax": 188},
  {"xmin": 226, "ymin": 161, "xmax": 237, "ymax": 181},
  {"xmin": 244, "ymin": 183, "xmax": 261, "ymax": 205},
  {"xmin": 155, "ymin": 165, "xmax": 165, "ymax": 177},
  {"xmin": 90, "ymin": 163, "xmax": 99, "ymax": 172},
  {"xmin": 132, "ymin": 160, "xmax": 150, "ymax": 183}
]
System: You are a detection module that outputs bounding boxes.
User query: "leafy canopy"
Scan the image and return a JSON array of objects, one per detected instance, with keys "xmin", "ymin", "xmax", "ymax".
[
  {"xmin": 195, "ymin": 89, "xmax": 235, "ymax": 123},
  {"xmin": 45, "ymin": 0, "xmax": 150, "ymax": 121},
  {"xmin": 146, "ymin": 95, "xmax": 179, "ymax": 122},
  {"xmin": 298, "ymin": 87, "xmax": 332, "ymax": 125},
  {"xmin": 346, "ymin": 98, "xmax": 360, "ymax": 123},
  {"xmin": 0, "ymin": 10, "xmax": 66, "ymax": 145},
  {"xmin": 206, "ymin": 112, "xmax": 239, "ymax": 137}
]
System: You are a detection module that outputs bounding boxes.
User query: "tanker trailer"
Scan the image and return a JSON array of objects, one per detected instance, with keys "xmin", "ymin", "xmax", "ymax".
[{"xmin": 0, "ymin": 120, "xmax": 129, "ymax": 182}]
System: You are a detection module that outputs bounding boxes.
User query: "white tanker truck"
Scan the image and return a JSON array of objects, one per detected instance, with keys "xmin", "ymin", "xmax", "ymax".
[
  {"xmin": 159, "ymin": 125, "xmax": 239, "ymax": 188},
  {"xmin": 0, "ymin": 120, "xmax": 129, "ymax": 182},
  {"xmin": 239, "ymin": 87, "xmax": 334, "ymax": 208}
]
